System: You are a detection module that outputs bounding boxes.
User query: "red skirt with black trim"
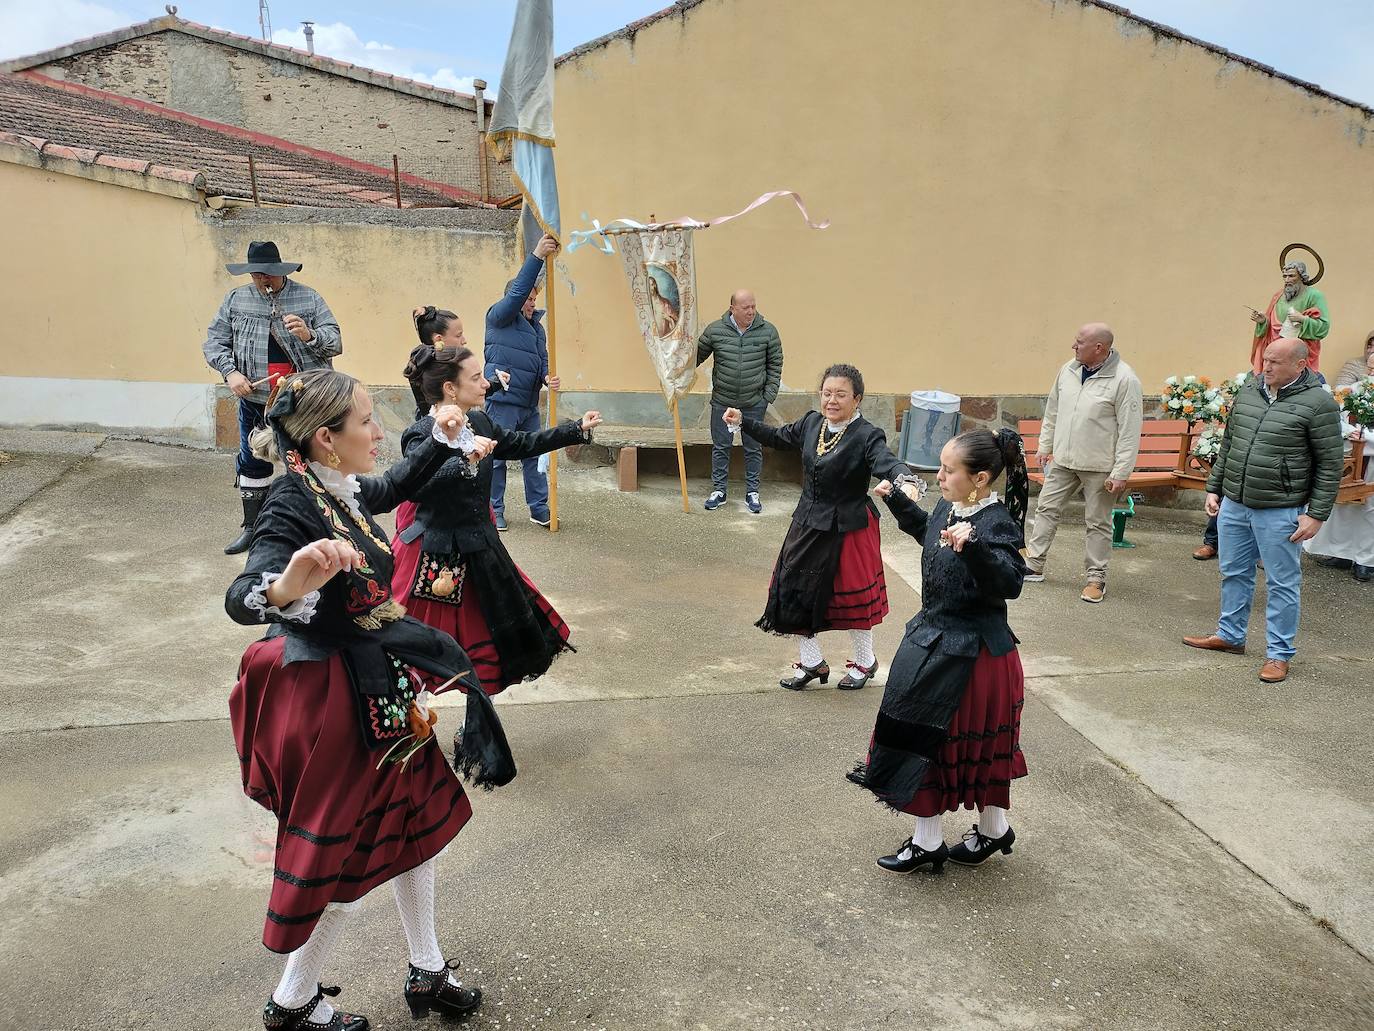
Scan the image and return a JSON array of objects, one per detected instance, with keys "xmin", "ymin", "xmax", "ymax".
[
  {"xmin": 230, "ymin": 635, "xmax": 472, "ymax": 953},
  {"xmin": 391, "ymin": 501, "xmax": 571, "ymax": 696},
  {"xmin": 901, "ymin": 647, "xmax": 1028, "ymax": 817},
  {"xmin": 822, "ymin": 509, "xmax": 889, "ymax": 631}
]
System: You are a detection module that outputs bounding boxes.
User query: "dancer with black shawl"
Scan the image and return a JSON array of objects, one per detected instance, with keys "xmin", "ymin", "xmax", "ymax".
[
  {"xmin": 850, "ymin": 428, "xmax": 1031, "ymax": 873},
  {"xmin": 724, "ymin": 363, "xmax": 906, "ymax": 691},
  {"xmin": 228, "ymin": 369, "xmax": 513, "ymax": 1030},
  {"xmin": 392, "ymin": 309, "xmax": 601, "ymax": 696}
]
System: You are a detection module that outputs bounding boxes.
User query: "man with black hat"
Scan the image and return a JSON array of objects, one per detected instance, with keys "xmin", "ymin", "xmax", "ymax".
[{"xmin": 203, "ymin": 241, "xmax": 342, "ymax": 553}]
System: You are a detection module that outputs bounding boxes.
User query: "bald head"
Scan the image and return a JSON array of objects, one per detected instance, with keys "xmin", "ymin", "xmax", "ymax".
[
  {"xmin": 1262, "ymin": 338, "xmax": 1308, "ymax": 391},
  {"xmin": 729, "ymin": 289, "xmax": 757, "ymax": 330},
  {"xmin": 1071, "ymin": 322, "xmax": 1114, "ymax": 368}
]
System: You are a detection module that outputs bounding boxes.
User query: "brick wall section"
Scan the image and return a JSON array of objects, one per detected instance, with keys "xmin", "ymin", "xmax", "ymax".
[{"xmin": 36, "ymin": 33, "xmax": 510, "ymax": 198}]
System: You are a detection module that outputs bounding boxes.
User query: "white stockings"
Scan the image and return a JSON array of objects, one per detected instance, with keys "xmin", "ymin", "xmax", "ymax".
[
  {"xmin": 273, "ymin": 899, "xmax": 360, "ymax": 1023},
  {"xmin": 795, "ymin": 630, "xmax": 875, "ymax": 669}
]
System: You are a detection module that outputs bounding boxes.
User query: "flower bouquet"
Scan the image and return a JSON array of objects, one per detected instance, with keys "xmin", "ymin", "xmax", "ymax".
[
  {"xmin": 1161, "ymin": 375, "xmax": 1227, "ymax": 425},
  {"xmin": 1333, "ymin": 376, "xmax": 1374, "ymax": 428}
]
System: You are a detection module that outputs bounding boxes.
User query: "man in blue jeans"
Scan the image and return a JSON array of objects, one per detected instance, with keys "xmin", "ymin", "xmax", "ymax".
[
  {"xmin": 485, "ymin": 233, "xmax": 560, "ymax": 529},
  {"xmin": 1183, "ymin": 339, "xmax": 1343, "ymax": 683}
]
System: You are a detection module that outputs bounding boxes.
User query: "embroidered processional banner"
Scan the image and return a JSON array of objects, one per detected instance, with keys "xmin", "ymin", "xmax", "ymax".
[{"xmin": 615, "ymin": 228, "xmax": 698, "ymax": 405}]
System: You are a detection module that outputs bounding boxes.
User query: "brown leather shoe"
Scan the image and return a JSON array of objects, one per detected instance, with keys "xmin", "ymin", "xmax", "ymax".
[
  {"xmin": 1192, "ymin": 544, "xmax": 1217, "ymax": 560},
  {"xmin": 1080, "ymin": 582, "xmax": 1106, "ymax": 603},
  {"xmin": 1259, "ymin": 659, "xmax": 1289, "ymax": 683},
  {"xmin": 1182, "ymin": 634, "xmax": 1246, "ymax": 655}
]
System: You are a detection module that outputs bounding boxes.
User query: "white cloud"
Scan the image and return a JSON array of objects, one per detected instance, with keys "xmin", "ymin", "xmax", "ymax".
[
  {"xmin": 271, "ymin": 21, "xmax": 484, "ymax": 95},
  {"xmin": 0, "ymin": 0, "xmax": 134, "ymax": 62}
]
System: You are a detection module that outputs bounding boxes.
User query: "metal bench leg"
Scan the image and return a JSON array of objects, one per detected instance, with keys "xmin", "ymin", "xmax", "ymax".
[
  {"xmin": 617, "ymin": 445, "xmax": 638, "ymax": 493},
  {"xmin": 1111, "ymin": 494, "xmax": 1136, "ymax": 548}
]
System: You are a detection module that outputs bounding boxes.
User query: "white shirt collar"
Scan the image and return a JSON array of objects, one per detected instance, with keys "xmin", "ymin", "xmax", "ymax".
[
  {"xmin": 308, "ymin": 460, "xmax": 364, "ymax": 521},
  {"xmin": 952, "ymin": 490, "xmax": 999, "ymax": 518},
  {"xmin": 825, "ymin": 413, "xmax": 859, "ymax": 433}
]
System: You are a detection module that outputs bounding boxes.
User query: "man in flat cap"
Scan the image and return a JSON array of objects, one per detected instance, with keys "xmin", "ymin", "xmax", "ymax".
[{"xmin": 203, "ymin": 241, "xmax": 342, "ymax": 554}]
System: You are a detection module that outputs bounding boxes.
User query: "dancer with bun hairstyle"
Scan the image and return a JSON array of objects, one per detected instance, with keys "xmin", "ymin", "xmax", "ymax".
[
  {"xmin": 392, "ymin": 308, "xmax": 601, "ymax": 696},
  {"xmin": 851, "ymin": 428, "xmax": 1032, "ymax": 874},
  {"xmin": 227, "ymin": 368, "xmax": 512, "ymax": 1029}
]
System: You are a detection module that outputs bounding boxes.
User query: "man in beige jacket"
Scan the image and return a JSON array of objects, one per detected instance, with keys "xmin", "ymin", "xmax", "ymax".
[{"xmin": 1024, "ymin": 323, "xmax": 1143, "ymax": 603}]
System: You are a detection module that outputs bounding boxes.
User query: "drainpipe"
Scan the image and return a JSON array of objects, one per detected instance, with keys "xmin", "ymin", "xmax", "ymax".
[
  {"xmin": 302, "ymin": 21, "xmax": 315, "ymax": 55},
  {"xmin": 473, "ymin": 78, "xmax": 490, "ymax": 203}
]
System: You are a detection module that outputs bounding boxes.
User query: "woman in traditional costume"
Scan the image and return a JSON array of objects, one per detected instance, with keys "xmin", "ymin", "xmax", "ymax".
[
  {"xmin": 724, "ymin": 363, "xmax": 906, "ymax": 690},
  {"xmin": 849, "ymin": 428, "xmax": 1030, "ymax": 873},
  {"xmin": 228, "ymin": 368, "xmax": 514, "ymax": 1030},
  {"xmin": 391, "ymin": 307, "xmax": 601, "ymax": 695}
]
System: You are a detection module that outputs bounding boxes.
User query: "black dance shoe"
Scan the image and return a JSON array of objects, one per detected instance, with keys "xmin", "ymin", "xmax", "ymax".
[
  {"xmin": 876, "ymin": 838, "xmax": 948, "ymax": 874},
  {"xmin": 780, "ymin": 661, "xmax": 829, "ymax": 690},
  {"xmin": 263, "ymin": 984, "xmax": 369, "ymax": 1030},
  {"xmin": 836, "ymin": 660, "xmax": 878, "ymax": 691},
  {"xmin": 405, "ymin": 959, "xmax": 482, "ymax": 1019},
  {"xmin": 946, "ymin": 824, "xmax": 1016, "ymax": 866}
]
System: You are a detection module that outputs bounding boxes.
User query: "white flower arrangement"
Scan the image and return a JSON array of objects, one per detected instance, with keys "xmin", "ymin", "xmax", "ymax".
[
  {"xmin": 1191, "ymin": 426, "xmax": 1225, "ymax": 462},
  {"xmin": 1160, "ymin": 375, "xmax": 1227, "ymax": 424}
]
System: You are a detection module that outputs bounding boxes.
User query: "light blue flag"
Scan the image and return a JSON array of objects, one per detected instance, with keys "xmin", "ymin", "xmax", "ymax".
[{"xmin": 489, "ymin": 0, "xmax": 560, "ymax": 256}]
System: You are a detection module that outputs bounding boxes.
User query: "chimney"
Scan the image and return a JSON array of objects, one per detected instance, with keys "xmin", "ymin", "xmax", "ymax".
[{"xmin": 301, "ymin": 21, "xmax": 315, "ymax": 55}]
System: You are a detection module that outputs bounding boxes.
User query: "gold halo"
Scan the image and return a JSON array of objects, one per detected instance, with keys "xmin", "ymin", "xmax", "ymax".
[{"xmin": 1279, "ymin": 243, "xmax": 1324, "ymax": 285}]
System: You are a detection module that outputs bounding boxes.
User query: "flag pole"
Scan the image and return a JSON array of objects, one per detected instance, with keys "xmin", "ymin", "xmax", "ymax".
[
  {"xmin": 671, "ymin": 395, "xmax": 689, "ymax": 513},
  {"xmin": 546, "ymin": 259, "xmax": 560, "ymax": 533}
]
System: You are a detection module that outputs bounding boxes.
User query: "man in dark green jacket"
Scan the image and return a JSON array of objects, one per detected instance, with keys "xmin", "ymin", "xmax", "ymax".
[
  {"xmin": 1184, "ymin": 339, "xmax": 1343, "ymax": 684},
  {"xmin": 696, "ymin": 289, "xmax": 784, "ymax": 513}
]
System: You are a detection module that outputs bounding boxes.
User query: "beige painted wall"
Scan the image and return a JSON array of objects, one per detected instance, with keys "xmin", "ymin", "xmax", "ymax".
[
  {"xmin": 0, "ymin": 160, "xmax": 519, "ymax": 389},
  {"xmin": 551, "ymin": 0, "xmax": 1374, "ymax": 399}
]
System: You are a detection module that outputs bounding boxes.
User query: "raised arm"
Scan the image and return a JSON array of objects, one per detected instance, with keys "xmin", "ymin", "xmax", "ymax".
[
  {"xmin": 864, "ymin": 425, "xmax": 906, "ymax": 484},
  {"xmin": 958, "ymin": 513, "xmax": 1028, "ymax": 599},
  {"xmin": 360, "ymin": 429, "xmax": 462, "ymax": 514},
  {"xmin": 489, "ymin": 253, "xmax": 544, "ymax": 329},
  {"xmin": 225, "ymin": 493, "xmax": 318, "ymax": 626},
  {"xmin": 491, "ymin": 417, "xmax": 587, "ymax": 461},
  {"xmin": 740, "ymin": 411, "xmax": 812, "ymax": 452},
  {"xmin": 882, "ymin": 487, "xmax": 930, "ymax": 541}
]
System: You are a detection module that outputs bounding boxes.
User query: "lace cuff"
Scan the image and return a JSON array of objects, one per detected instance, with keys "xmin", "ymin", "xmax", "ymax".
[
  {"xmin": 892, "ymin": 471, "xmax": 928, "ymax": 501},
  {"xmin": 430, "ymin": 419, "xmax": 480, "ymax": 478},
  {"xmin": 244, "ymin": 572, "xmax": 319, "ymax": 623}
]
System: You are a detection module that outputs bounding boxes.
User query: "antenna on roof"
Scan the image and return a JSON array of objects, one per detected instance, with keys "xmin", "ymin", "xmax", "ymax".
[
  {"xmin": 301, "ymin": 21, "xmax": 315, "ymax": 55},
  {"xmin": 258, "ymin": 0, "xmax": 273, "ymax": 40}
]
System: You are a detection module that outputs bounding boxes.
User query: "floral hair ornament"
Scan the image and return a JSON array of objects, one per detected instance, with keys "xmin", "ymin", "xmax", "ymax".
[{"xmin": 266, "ymin": 375, "xmax": 304, "ymax": 422}]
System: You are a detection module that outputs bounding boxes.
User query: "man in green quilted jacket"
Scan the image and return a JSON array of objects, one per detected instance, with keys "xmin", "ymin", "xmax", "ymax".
[
  {"xmin": 696, "ymin": 289, "xmax": 784, "ymax": 513},
  {"xmin": 1184, "ymin": 339, "xmax": 1343, "ymax": 684}
]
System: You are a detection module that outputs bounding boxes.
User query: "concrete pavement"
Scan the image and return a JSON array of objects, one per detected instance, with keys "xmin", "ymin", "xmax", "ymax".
[{"xmin": 0, "ymin": 431, "xmax": 1370, "ymax": 1030}]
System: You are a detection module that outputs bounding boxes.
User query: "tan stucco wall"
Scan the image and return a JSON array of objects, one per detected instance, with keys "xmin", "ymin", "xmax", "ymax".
[
  {"xmin": 0, "ymin": 160, "xmax": 519, "ymax": 389},
  {"xmin": 35, "ymin": 32, "xmax": 509, "ymax": 199},
  {"xmin": 551, "ymin": 0, "xmax": 1374, "ymax": 399}
]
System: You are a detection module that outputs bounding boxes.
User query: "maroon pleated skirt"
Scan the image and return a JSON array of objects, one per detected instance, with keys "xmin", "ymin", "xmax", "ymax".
[
  {"xmin": 901, "ymin": 647, "xmax": 1028, "ymax": 817},
  {"xmin": 230, "ymin": 635, "xmax": 473, "ymax": 953},
  {"xmin": 390, "ymin": 501, "xmax": 571, "ymax": 696},
  {"xmin": 822, "ymin": 508, "xmax": 889, "ymax": 631}
]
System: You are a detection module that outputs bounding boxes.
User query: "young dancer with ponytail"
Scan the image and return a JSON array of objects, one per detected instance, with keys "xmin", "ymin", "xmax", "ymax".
[
  {"xmin": 850, "ymin": 427, "xmax": 1032, "ymax": 873},
  {"xmin": 392, "ymin": 307, "xmax": 601, "ymax": 696}
]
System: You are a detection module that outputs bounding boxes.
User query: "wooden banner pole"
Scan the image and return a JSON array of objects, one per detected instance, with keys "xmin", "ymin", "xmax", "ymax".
[
  {"xmin": 671, "ymin": 396, "xmax": 689, "ymax": 513},
  {"xmin": 545, "ymin": 260, "xmax": 560, "ymax": 533}
]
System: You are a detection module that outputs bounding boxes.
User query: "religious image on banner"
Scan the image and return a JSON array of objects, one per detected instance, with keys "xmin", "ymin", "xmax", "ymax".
[{"xmin": 616, "ymin": 229, "xmax": 698, "ymax": 405}]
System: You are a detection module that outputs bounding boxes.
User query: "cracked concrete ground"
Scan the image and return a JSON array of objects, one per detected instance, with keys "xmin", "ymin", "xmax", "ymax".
[{"xmin": 0, "ymin": 430, "xmax": 1370, "ymax": 1031}]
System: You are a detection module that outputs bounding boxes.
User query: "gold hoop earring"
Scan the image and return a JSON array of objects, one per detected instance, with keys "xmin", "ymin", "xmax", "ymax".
[{"xmin": 327, "ymin": 451, "xmax": 341, "ymax": 468}]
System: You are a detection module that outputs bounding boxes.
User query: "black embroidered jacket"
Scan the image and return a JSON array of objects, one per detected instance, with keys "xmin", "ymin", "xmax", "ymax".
[
  {"xmin": 883, "ymin": 489, "xmax": 1027, "ymax": 657},
  {"xmin": 225, "ymin": 435, "xmax": 456, "ymax": 664},
  {"xmin": 741, "ymin": 411, "xmax": 906, "ymax": 532},
  {"xmin": 397, "ymin": 410, "xmax": 587, "ymax": 554}
]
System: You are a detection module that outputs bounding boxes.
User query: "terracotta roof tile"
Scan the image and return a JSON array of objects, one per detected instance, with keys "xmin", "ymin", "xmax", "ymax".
[{"xmin": 0, "ymin": 72, "xmax": 483, "ymax": 208}]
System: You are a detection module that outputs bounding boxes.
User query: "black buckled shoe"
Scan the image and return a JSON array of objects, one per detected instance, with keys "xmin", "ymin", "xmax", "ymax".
[
  {"xmin": 876, "ymin": 838, "xmax": 948, "ymax": 874},
  {"xmin": 405, "ymin": 959, "xmax": 482, "ymax": 1019},
  {"xmin": 946, "ymin": 823, "xmax": 1015, "ymax": 867},
  {"xmin": 780, "ymin": 661, "xmax": 829, "ymax": 690},
  {"xmin": 263, "ymin": 984, "xmax": 369, "ymax": 1030},
  {"xmin": 836, "ymin": 660, "xmax": 878, "ymax": 690}
]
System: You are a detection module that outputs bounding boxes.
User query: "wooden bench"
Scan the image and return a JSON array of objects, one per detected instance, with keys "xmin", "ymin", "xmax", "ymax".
[
  {"xmin": 1173, "ymin": 423, "xmax": 1373, "ymax": 505},
  {"xmin": 593, "ymin": 424, "xmax": 712, "ymax": 492}
]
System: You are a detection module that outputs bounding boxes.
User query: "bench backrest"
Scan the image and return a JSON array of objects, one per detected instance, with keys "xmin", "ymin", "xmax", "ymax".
[{"xmin": 1018, "ymin": 418, "xmax": 1191, "ymax": 472}]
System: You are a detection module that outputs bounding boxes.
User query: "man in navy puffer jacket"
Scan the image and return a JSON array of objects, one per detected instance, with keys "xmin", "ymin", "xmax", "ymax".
[{"xmin": 485, "ymin": 233, "xmax": 561, "ymax": 529}]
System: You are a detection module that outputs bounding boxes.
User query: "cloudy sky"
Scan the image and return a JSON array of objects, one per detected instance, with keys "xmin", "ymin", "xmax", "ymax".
[{"xmin": 4, "ymin": 0, "xmax": 1374, "ymax": 106}]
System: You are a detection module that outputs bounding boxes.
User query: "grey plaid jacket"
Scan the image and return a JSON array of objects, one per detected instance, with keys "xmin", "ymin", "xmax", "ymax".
[{"xmin": 201, "ymin": 279, "xmax": 343, "ymax": 401}]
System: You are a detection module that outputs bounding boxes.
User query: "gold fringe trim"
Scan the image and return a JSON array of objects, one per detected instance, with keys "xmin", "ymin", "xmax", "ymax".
[
  {"xmin": 354, "ymin": 599, "xmax": 407, "ymax": 631},
  {"xmin": 507, "ymin": 166, "xmax": 560, "ymax": 243}
]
